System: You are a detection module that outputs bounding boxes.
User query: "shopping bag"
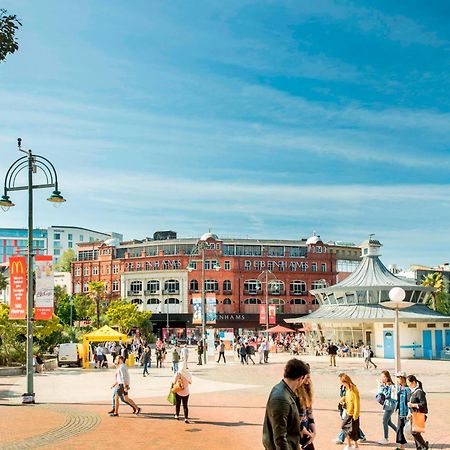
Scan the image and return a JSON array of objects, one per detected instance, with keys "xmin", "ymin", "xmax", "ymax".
[
  {"xmin": 412, "ymin": 412, "xmax": 426, "ymax": 433},
  {"xmin": 167, "ymin": 389, "xmax": 176, "ymax": 405}
]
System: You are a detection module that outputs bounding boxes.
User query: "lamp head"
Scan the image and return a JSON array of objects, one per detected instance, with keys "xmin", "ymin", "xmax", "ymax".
[
  {"xmin": 388, "ymin": 287, "xmax": 406, "ymax": 303},
  {"xmin": 0, "ymin": 194, "xmax": 15, "ymax": 211},
  {"xmin": 47, "ymin": 190, "xmax": 66, "ymax": 203}
]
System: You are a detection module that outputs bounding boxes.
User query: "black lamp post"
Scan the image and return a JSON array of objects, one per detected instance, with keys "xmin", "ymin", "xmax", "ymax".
[{"xmin": 0, "ymin": 139, "xmax": 65, "ymax": 404}]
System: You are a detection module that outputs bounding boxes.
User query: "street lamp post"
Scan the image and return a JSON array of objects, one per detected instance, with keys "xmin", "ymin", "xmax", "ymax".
[
  {"xmin": 384, "ymin": 287, "xmax": 413, "ymax": 377},
  {"xmin": 0, "ymin": 139, "xmax": 65, "ymax": 404},
  {"xmin": 257, "ymin": 270, "xmax": 279, "ymax": 336}
]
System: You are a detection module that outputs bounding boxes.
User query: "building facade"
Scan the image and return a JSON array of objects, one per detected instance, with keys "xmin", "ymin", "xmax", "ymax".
[{"xmin": 71, "ymin": 231, "xmax": 352, "ymax": 335}]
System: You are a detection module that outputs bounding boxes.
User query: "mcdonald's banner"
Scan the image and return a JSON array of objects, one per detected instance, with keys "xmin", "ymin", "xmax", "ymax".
[
  {"xmin": 34, "ymin": 255, "xmax": 54, "ymax": 320},
  {"xmin": 9, "ymin": 256, "xmax": 27, "ymax": 320},
  {"xmin": 192, "ymin": 294, "xmax": 202, "ymax": 325},
  {"xmin": 259, "ymin": 304, "xmax": 266, "ymax": 325},
  {"xmin": 259, "ymin": 304, "xmax": 277, "ymax": 325},
  {"xmin": 206, "ymin": 294, "xmax": 216, "ymax": 324}
]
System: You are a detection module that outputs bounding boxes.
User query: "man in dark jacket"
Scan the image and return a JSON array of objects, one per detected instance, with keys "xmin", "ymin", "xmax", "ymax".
[
  {"xmin": 327, "ymin": 342, "xmax": 338, "ymax": 367},
  {"xmin": 263, "ymin": 358, "xmax": 310, "ymax": 450}
]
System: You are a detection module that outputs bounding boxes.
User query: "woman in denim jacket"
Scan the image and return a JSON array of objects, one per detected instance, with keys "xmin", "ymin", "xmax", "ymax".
[
  {"xmin": 395, "ymin": 371, "xmax": 411, "ymax": 450},
  {"xmin": 377, "ymin": 370, "xmax": 398, "ymax": 444}
]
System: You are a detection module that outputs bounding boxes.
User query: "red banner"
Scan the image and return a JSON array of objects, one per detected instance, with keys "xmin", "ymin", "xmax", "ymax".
[
  {"xmin": 9, "ymin": 256, "xmax": 27, "ymax": 319},
  {"xmin": 259, "ymin": 304, "xmax": 266, "ymax": 324},
  {"xmin": 259, "ymin": 304, "xmax": 277, "ymax": 324},
  {"xmin": 34, "ymin": 255, "xmax": 54, "ymax": 320}
]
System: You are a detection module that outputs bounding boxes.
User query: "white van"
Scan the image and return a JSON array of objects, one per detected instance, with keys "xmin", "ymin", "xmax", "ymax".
[{"xmin": 57, "ymin": 343, "xmax": 84, "ymax": 367}]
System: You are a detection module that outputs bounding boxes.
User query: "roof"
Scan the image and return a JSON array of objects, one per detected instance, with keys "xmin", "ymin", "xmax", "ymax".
[
  {"xmin": 285, "ymin": 304, "xmax": 450, "ymax": 324},
  {"xmin": 82, "ymin": 325, "xmax": 127, "ymax": 342}
]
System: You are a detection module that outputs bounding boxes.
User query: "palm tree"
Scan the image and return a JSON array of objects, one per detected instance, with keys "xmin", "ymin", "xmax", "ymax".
[
  {"xmin": 88, "ymin": 281, "xmax": 105, "ymax": 328},
  {"xmin": 421, "ymin": 272, "xmax": 444, "ymax": 311}
]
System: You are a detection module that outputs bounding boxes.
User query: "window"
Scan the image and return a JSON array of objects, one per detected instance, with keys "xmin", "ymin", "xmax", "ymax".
[
  {"xmin": 311, "ymin": 263, "xmax": 317, "ymax": 272},
  {"xmin": 311, "ymin": 280, "xmax": 327, "ymax": 289},
  {"xmin": 244, "ymin": 279, "xmax": 261, "ymax": 294},
  {"xmin": 54, "ymin": 241, "xmax": 61, "ymax": 248},
  {"xmin": 188, "ymin": 261, "xmax": 197, "ymax": 270},
  {"xmin": 131, "ymin": 298, "xmax": 143, "ymax": 305},
  {"xmin": 83, "ymin": 283, "xmax": 89, "ymax": 293},
  {"xmin": 189, "ymin": 279, "xmax": 199, "ymax": 292},
  {"xmin": 316, "ymin": 246, "xmax": 323, "ymax": 253},
  {"xmin": 130, "ymin": 281, "xmax": 143, "ymax": 293},
  {"xmin": 267, "ymin": 246, "xmax": 284, "ymax": 257},
  {"xmin": 165, "ymin": 298, "xmax": 180, "ymax": 304},
  {"xmin": 92, "ymin": 266, "xmax": 98, "ymax": 275},
  {"xmin": 290, "ymin": 281, "xmax": 307, "ymax": 295},
  {"xmin": 224, "ymin": 260, "xmax": 231, "ymax": 270},
  {"xmin": 74, "ymin": 267, "xmax": 81, "ymax": 276},
  {"xmin": 145, "ymin": 262, "xmax": 151, "ymax": 271},
  {"xmin": 290, "ymin": 298, "xmax": 306, "ymax": 304},
  {"xmin": 223, "ymin": 298, "xmax": 232, "ymax": 305},
  {"xmin": 83, "ymin": 266, "xmax": 90, "ymax": 276},
  {"xmin": 204, "ymin": 279, "xmax": 219, "ymax": 292},
  {"xmin": 269, "ymin": 280, "xmax": 284, "ymax": 294},
  {"xmin": 89, "ymin": 237, "xmax": 95, "ymax": 242},
  {"xmin": 223, "ymin": 280, "xmax": 232, "ymax": 292},
  {"xmin": 113, "ymin": 264, "xmax": 119, "ymax": 274},
  {"xmin": 270, "ymin": 298, "xmax": 285, "ymax": 313},
  {"xmin": 244, "ymin": 298, "xmax": 261, "ymax": 304},
  {"xmin": 68, "ymin": 242, "xmax": 73, "ymax": 248},
  {"xmin": 236, "ymin": 245, "xmax": 262, "ymax": 256},
  {"xmin": 112, "ymin": 281, "xmax": 119, "ymax": 291},
  {"xmin": 164, "ymin": 279, "xmax": 179, "ymax": 294},
  {"xmin": 74, "ymin": 283, "xmax": 81, "ymax": 293},
  {"xmin": 54, "ymin": 233, "xmax": 60, "ymax": 240},
  {"xmin": 54, "ymin": 249, "xmax": 60, "ymax": 256},
  {"xmin": 147, "ymin": 298, "xmax": 160, "ymax": 305},
  {"xmin": 204, "ymin": 259, "xmax": 219, "ymax": 270},
  {"xmin": 146, "ymin": 280, "xmax": 160, "ymax": 293},
  {"xmin": 79, "ymin": 235, "xmax": 84, "ymax": 242},
  {"xmin": 68, "ymin": 234, "xmax": 73, "ymax": 240},
  {"xmin": 321, "ymin": 263, "xmax": 327, "ymax": 272}
]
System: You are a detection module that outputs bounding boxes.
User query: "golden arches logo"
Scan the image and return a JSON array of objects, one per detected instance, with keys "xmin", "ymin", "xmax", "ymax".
[{"xmin": 10, "ymin": 260, "xmax": 25, "ymax": 275}]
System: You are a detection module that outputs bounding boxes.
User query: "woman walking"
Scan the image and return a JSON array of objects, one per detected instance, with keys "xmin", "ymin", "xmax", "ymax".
[
  {"xmin": 395, "ymin": 371, "xmax": 411, "ymax": 450},
  {"xmin": 377, "ymin": 370, "xmax": 398, "ymax": 445},
  {"xmin": 407, "ymin": 375, "xmax": 429, "ymax": 450},
  {"xmin": 338, "ymin": 373, "xmax": 360, "ymax": 450},
  {"xmin": 173, "ymin": 359, "xmax": 192, "ymax": 423},
  {"xmin": 296, "ymin": 371, "xmax": 316, "ymax": 449}
]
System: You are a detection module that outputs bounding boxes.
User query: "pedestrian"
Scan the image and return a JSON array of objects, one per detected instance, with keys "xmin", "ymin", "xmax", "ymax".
[
  {"xmin": 395, "ymin": 371, "xmax": 411, "ymax": 450},
  {"xmin": 407, "ymin": 375, "xmax": 429, "ymax": 450},
  {"xmin": 264, "ymin": 339, "xmax": 270, "ymax": 363},
  {"xmin": 263, "ymin": 358, "xmax": 310, "ymax": 450},
  {"xmin": 338, "ymin": 373, "xmax": 360, "ymax": 450},
  {"xmin": 258, "ymin": 341, "xmax": 265, "ymax": 364},
  {"xmin": 217, "ymin": 340, "xmax": 226, "ymax": 363},
  {"xmin": 156, "ymin": 346, "xmax": 163, "ymax": 368},
  {"xmin": 141, "ymin": 346, "xmax": 151, "ymax": 377},
  {"xmin": 180, "ymin": 343, "xmax": 189, "ymax": 368},
  {"xmin": 161, "ymin": 343, "xmax": 167, "ymax": 367},
  {"xmin": 120, "ymin": 344, "xmax": 129, "ymax": 364},
  {"xmin": 239, "ymin": 342, "xmax": 248, "ymax": 364},
  {"xmin": 95, "ymin": 345, "xmax": 104, "ymax": 369},
  {"xmin": 363, "ymin": 345, "xmax": 377, "ymax": 369},
  {"xmin": 296, "ymin": 369, "xmax": 316, "ymax": 450},
  {"xmin": 246, "ymin": 342, "xmax": 255, "ymax": 365},
  {"xmin": 172, "ymin": 345, "xmax": 180, "ymax": 373},
  {"xmin": 197, "ymin": 340, "xmax": 204, "ymax": 365},
  {"xmin": 327, "ymin": 342, "xmax": 338, "ymax": 367},
  {"xmin": 377, "ymin": 370, "xmax": 398, "ymax": 445},
  {"xmin": 110, "ymin": 356, "xmax": 141, "ymax": 416},
  {"xmin": 173, "ymin": 359, "xmax": 192, "ymax": 423}
]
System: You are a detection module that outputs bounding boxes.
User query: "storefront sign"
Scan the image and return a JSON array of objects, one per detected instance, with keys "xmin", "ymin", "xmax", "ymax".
[
  {"xmin": 34, "ymin": 255, "xmax": 54, "ymax": 320},
  {"xmin": 9, "ymin": 256, "xmax": 27, "ymax": 319},
  {"xmin": 216, "ymin": 313, "xmax": 247, "ymax": 321}
]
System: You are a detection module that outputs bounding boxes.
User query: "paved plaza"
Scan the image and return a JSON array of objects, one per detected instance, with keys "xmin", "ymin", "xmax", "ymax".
[{"xmin": 1, "ymin": 351, "xmax": 449, "ymax": 449}]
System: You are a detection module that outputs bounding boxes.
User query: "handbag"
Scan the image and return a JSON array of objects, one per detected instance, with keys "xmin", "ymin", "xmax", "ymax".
[
  {"xmin": 412, "ymin": 412, "xmax": 426, "ymax": 433},
  {"xmin": 171, "ymin": 378, "xmax": 184, "ymax": 394},
  {"xmin": 167, "ymin": 389, "xmax": 176, "ymax": 405}
]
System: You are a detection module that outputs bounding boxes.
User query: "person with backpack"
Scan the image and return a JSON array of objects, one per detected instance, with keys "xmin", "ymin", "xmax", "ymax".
[
  {"xmin": 407, "ymin": 375, "xmax": 429, "ymax": 450},
  {"xmin": 395, "ymin": 371, "xmax": 411, "ymax": 450},
  {"xmin": 376, "ymin": 370, "xmax": 398, "ymax": 445},
  {"xmin": 363, "ymin": 345, "xmax": 377, "ymax": 369}
]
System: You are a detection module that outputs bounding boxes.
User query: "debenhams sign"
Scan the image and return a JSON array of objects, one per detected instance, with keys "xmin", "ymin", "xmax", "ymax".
[{"xmin": 217, "ymin": 314, "xmax": 248, "ymax": 321}]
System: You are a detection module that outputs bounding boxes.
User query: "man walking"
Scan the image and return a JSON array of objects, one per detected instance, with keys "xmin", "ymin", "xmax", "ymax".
[
  {"xmin": 197, "ymin": 340, "xmax": 204, "ymax": 365},
  {"xmin": 264, "ymin": 339, "xmax": 270, "ymax": 363},
  {"xmin": 217, "ymin": 340, "xmax": 226, "ymax": 363},
  {"xmin": 110, "ymin": 356, "xmax": 140, "ymax": 416},
  {"xmin": 172, "ymin": 345, "xmax": 180, "ymax": 373},
  {"xmin": 363, "ymin": 345, "xmax": 377, "ymax": 369},
  {"xmin": 141, "ymin": 346, "xmax": 151, "ymax": 377},
  {"xmin": 263, "ymin": 358, "xmax": 310, "ymax": 449},
  {"xmin": 328, "ymin": 342, "xmax": 338, "ymax": 367},
  {"xmin": 180, "ymin": 344, "xmax": 189, "ymax": 368}
]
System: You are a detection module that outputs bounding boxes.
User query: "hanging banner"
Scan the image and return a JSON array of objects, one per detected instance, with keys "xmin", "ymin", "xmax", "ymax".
[
  {"xmin": 206, "ymin": 294, "xmax": 217, "ymax": 324},
  {"xmin": 259, "ymin": 304, "xmax": 266, "ymax": 325},
  {"xmin": 192, "ymin": 295, "xmax": 202, "ymax": 325},
  {"xmin": 9, "ymin": 256, "xmax": 27, "ymax": 319},
  {"xmin": 269, "ymin": 305, "xmax": 276, "ymax": 324},
  {"xmin": 34, "ymin": 255, "xmax": 54, "ymax": 320}
]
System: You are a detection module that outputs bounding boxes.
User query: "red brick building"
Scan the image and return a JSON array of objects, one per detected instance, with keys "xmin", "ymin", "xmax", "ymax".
[{"xmin": 72, "ymin": 232, "xmax": 355, "ymax": 335}]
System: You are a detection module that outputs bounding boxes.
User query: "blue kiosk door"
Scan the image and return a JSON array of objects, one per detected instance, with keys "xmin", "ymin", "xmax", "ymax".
[
  {"xmin": 423, "ymin": 330, "xmax": 432, "ymax": 359},
  {"xmin": 446, "ymin": 329, "xmax": 450, "ymax": 347},
  {"xmin": 383, "ymin": 330, "xmax": 394, "ymax": 359},
  {"xmin": 435, "ymin": 330, "xmax": 443, "ymax": 358}
]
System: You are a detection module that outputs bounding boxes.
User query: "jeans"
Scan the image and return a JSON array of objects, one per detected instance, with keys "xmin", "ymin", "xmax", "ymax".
[
  {"xmin": 143, "ymin": 361, "xmax": 150, "ymax": 376},
  {"xmin": 263, "ymin": 350, "xmax": 269, "ymax": 363},
  {"xmin": 217, "ymin": 352, "xmax": 226, "ymax": 363},
  {"xmin": 111, "ymin": 386, "xmax": 132, "ymax": 409},
  {"xmin": 240, "ymin": 354, "xmax": 247, "ymax": 364},
  {"xmin": 172, "ymin": 361, "xmax": 179, "ymax": 373},
  {"xmin": 383, "ymin": 409, "xmax": 397, "ymax": 439},
  {"xmin": 396, "ymin": 416, "xmax": 407, "ymax": 445}
]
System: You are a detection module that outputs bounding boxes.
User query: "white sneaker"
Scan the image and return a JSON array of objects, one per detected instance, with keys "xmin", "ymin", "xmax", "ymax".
[
  {"xmin": 377, "ymin": 438, "xmax": 389, "ymax": 445},
  {"xmin": 359, "ymin": 437, "xmax": 367, "ymax": 442},
  {"xmin": 332, "ymin": 438, "xmax": 344, "ymax": 444},
  {"xmin": 343, "ymin": 445, "xmax": 351, "ymax": 450}
]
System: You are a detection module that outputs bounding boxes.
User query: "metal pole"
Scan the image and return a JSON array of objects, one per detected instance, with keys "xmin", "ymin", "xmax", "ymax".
[
  {"xmin": 25, "ymin": 150, "xmax": 34, "ymax": 402},
  {"xmin": 265, "ymin": 270, "xmax": 269, "ymax": 335},
  {"xmin": 395, "ymin": 307, "xmax": 400, "ymax": 375},
  {"xmin": 201, "ymin": 244, "xmax": 206, "ymax": 364},
  {"xmin": 70, "ymin": 295, "xmax": 73, "ymax": 327},
  {"xmin": 166, "ymin": 292, "xmax": 169, "ymax": 342}
]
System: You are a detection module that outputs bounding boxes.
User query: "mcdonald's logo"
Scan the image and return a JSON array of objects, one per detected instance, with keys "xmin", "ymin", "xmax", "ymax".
[{"xmin": 10, "ymin": 258, "xmax": 26, "ymax": 275}]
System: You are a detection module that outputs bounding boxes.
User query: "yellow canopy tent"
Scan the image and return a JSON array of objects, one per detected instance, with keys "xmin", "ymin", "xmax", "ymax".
[{"xmin": 82, "ymin": 325, "xmax": 128, "ymax": 369}]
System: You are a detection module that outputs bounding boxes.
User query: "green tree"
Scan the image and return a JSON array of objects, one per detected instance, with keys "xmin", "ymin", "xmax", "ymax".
[
  {"xmin": 105, "ymin": 299, "xmax": 152, "ymax": 335},
  {"xmin": 88, "ymin": 281, "xmax": 105, "ymax": 328},
  {"xmin": 421, "ymin": 272, "xmax": 444, "ymax": 311},
  {"xmin": 0, "ymin": 304, "xmax": 26, "ymax": 365},
  {"xmin": 54, "ymin": 249, "xmax": 75, "ymax": 272},
  {"xmin": 56, "ymin": 294, "xmax": 77, "ymax": 326},
  {"xmin": 33, "ymin": 314, "xmax": 64, "ymax": 352},
  {"xmin": 53, "ymin": 284, "xmax": 67, "ymax": 310},
  {"xmin": 0, "ymin": 271, "xmax": 8, "ymax": 291},
  {"xmin": 0, "ymin": 9, "xmax": 22, "ymax": 62},
  {"xmin": 73, "ymin": 294, "xmax": 95, "ymax": 323}
]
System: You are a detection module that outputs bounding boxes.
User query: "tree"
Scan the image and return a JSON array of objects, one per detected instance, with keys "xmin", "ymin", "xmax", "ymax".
[
  {"xmin": 0, "ymin": 9, "xmax": 22, "ymax": 63},
  {"xmin": 56, "ymin": 294, "xmax": 77, "ymax": 326},
  {"xmin": 88, "ymin": 281, "xmax": 105, "ymax": 328},
  {"xmin": 0, "ymin": 304, "xmax": 26, "ymax": 365},
  {"xmin": 54, "ymin": 249, "xmax": 75, "ymax": 272},
  {"xmin": 73, "ymin": 294, "xmax": 95, "ymax": 323},
  {"xmin": 421, "ymin": 272, "xmax": 444, "ymax": 311},
  {"xmin": 105, "ymin": 299, "xmax": 152, "ymax": 335},
  {"xmin": 0, "ymin": 271, "xmax": 8, "ymax": 291}
]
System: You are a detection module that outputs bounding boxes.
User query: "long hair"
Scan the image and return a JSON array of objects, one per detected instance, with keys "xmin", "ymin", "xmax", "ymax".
[
  {"xmin": 382, "ymin": 370, "xmax": 394, "ymax": 385},
  {"xmin": 407, "ymin": 375, "xmax": 423, "ymax": 390},
  {"xmin": 296, "ymin": 379, "xmax": 313, "ymax": 408},
  {"xmin": 338, "ymin": 373, "xmax": 355, "ymax": 390}
]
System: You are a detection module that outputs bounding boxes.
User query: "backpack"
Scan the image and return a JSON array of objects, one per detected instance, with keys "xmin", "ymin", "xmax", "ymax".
[
  {"xmin": 376, "ymin": 393, "xmax": 386, "ymax": 406},
  {"xmin": 369, "ymin": 349, "xmax": 374, "ymax": 358}
]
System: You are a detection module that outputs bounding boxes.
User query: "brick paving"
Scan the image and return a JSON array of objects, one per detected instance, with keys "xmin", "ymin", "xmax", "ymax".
[{"xmin": 1, "ymin": 352, "xmax": 449, "ymax": 449}]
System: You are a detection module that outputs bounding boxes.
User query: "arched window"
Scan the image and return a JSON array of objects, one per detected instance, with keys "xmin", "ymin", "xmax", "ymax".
[
  {"xmin": 164, "ymin": 279, "xmax": 179, "ymax": 294},
  {"xmin": 269, "ymin": 280, "xmax": 284, "ymax": 295},
  {"xmin": 244, "ymin": 280, "xmax": 261, "ymax": 294},
  {"xmin": 290, "ymin": 298, "xmax": 306, "ymax": 304},
  {"xmin": 244, "ymin": 298, "xmax": 261, "ymax": 304},
  {"xmin": 146, "ymin": 280, "xmax": 159, "ymax": 294},
  {"xmin": 165, "ymin": 298, "xmax": 180, "ymax": 304},
  {"xmin": 131, "ymin": 298, "xmax": 143, "ymax": 305},
  {"xmin": 130, "ymin": 281, "xmax": 142, "ymax": 293},
  {"xmin": 290, "ymin": 280, "xmax": 306, "ymax": 295},
  {"xmin": 223, "ymin": 280, "xmax": 232, "ymax": 292},
  {"xmin": 204, "ymin": 279, "xmax": 219, "ymax": 292},
  {"xmin": 147, "ymin": 298, "xmax": 160, "ymax": 305},
  {"xmin": 145, "ymin": 262, "xmax": 151, "ymax": 271},
  {"xmin": 270, "ymin": 298, "xmax": 285, "ymax": 313},
  {"xmin": 190, "ymin": 279, "xmax": 199, "ymax": 292},
  {"xmin": 223, "ymin": 298, "xmax": 232, "ymax": 305}
]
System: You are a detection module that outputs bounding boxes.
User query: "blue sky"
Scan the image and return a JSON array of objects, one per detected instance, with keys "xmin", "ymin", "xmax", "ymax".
[{"xmin": 0, "ymin": 0, "xmax": 449, "ymax": 267}]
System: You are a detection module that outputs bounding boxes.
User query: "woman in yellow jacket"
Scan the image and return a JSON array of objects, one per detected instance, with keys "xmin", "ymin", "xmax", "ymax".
[{"xmin": 338, "ymin": 373, "xmax": 360, "ymax": 450}]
